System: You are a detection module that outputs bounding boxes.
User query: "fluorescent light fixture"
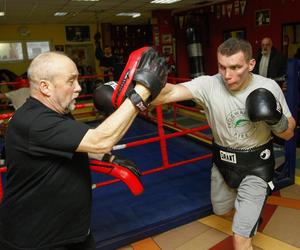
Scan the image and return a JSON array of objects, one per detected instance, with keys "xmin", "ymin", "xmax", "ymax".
[
  {"xmin": 151, "ymin": 0, "xmax": 182, "ymax": 3},
  {"xmin": 0, "ymin": 12, "xmax": 5, "ymax": 16},
  {"xmin": 117, "ymin": 12, "xmax": 141, "ymax": 18},
  {"xmin": 72, "ymin": 0, "xmax": 100, "ymax": 2},
  {"xmin": 132, "ymin": 13, "xmax": 141, "ymax": 18},
  {"xmin": 54, "ymin": 12, "xmax": 68, "ymax": 16}
]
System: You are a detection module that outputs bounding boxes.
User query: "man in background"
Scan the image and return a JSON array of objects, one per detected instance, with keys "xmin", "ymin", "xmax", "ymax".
[
  {"xmin": 253, "ymin": 37, "xmax": 287, "ymax": 82},
  {"xmin": 96, "ymin": 45, "xmax": 122, "ymax": 82}
]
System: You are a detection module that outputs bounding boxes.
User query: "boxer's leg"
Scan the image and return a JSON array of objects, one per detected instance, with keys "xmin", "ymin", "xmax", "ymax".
[
  {"xmin": 211, "ymin": 164, "xmax": 236, "ymax": 216},
  {"xmin": 232, "ymin": 175, "xmax": 268, "ymax": 249}
]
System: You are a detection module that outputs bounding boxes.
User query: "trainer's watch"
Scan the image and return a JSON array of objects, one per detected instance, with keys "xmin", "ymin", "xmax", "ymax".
[{"xmin": 126, "ymin": 89, "xmax": 149, "ymax": 112}]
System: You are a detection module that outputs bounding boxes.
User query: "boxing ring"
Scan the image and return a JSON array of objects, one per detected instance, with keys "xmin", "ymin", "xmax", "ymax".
[
  {"xmin": 0, "ymin": 59, "xmax": 299, "ymax": 249},
  {"xmin": 90, "ymin": 116, "xmax": 212, "ymax": 249}
]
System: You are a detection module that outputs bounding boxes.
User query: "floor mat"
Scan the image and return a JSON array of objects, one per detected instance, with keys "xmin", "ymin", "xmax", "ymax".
[{"xmin": 90, "ymin": 118, "xmax": 213, "ymax": 249}]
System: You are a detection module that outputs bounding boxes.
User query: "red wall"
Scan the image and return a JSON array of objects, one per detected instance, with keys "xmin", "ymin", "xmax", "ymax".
[
  {"xmin": 164, "ymin": 0, "xmax": 300, "ymax": 77},
  {"xmin": 151, "ymin": 9, "xmax": 174, "ymax": 53}
]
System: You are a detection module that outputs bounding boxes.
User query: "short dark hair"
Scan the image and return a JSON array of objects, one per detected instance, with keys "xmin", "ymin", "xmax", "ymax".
[{"xmin": 217, "ymin": 38, "xmax": 253, "ymax": 61}]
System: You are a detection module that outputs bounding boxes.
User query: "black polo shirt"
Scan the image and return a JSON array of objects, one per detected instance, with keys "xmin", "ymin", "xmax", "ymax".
[{"xmin": 0, "ymin": 97, "xmax": 92, "ymax": 249}]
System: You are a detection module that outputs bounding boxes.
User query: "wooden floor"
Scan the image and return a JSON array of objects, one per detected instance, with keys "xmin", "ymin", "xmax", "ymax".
[{"xmin": 117, "ymin": 149, "xmax": 300, "ymax": 250}]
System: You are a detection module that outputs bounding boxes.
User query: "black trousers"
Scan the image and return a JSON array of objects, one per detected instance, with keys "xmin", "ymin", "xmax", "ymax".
[
  {"xmin": 0, "ymin": 234, "xmax": 96, "ymax": 250},
  {"xmin": 54, "ymin": 234, "xmax": 96, "ymax": 250}
]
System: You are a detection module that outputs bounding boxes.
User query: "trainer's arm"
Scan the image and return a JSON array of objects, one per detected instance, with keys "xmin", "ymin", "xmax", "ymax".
[
  {"xmin": 272, "ymin": 116, "xmax": 296, "ymax": 141},
  {"xmin": 77, "ymin": 84, "xmax": 149, "ymax": 153},
  {"xmin": 151, "ymin": 83, "xmax": 193, "ymax": 106}
]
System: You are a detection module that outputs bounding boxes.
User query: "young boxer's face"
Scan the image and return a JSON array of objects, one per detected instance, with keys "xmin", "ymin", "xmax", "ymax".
[{"xmin": 217, "ymin": 51, "xmax": 255, "ymax": 91}]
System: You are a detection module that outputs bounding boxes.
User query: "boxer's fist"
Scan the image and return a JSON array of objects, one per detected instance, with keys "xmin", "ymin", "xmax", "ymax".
[
  {"xmin": 93, "ymin": 81, "xmax": 117, "ymax": 115},
  {"xmin": 246, "ymin": 88, "xmax": 288, "ymax": 133},
  {"xmin": 133, "ymin": 48, "xmax": 168, "ymax": 101}
]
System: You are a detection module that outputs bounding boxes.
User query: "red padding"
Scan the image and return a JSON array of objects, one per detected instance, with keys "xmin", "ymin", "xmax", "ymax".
[
  {"xmin": 90, "ymin": 160, "xmax": 143, "ymax": 196},
  {"xmin": 112, "ymin": 47, "xmax": 150, "ymax": 108}
]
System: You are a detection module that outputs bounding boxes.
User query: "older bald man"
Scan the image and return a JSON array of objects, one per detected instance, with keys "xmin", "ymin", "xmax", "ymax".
[{"xmin": 253, "ymin": 37, "xmax": 287, "ymax": 81}]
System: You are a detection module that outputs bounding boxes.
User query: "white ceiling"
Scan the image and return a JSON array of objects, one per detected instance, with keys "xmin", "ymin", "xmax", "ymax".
[{"xmin": 0, "ymin": 0, "xmax": 226, "ymax": 25}]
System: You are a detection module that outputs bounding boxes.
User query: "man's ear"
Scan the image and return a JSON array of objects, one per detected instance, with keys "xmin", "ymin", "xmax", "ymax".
[
  {"xmin": 249, "ymin": 59, "xmax": 256, "ymax": 72},
  {"xmin": 39, "ymin": 80, "xmax": 51, "ymax": 96}
]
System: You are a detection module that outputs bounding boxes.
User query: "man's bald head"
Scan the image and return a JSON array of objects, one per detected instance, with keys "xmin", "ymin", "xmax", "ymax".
[
  {"xmin": 28, "ymin": 52, "xmax": 75, "ymax": 88},
  {"xmin": 261, "ymin": 37, "xmax": 273, "ymax": 55},
  {"xmin": 27, "ymin": 51, "xmax": 80, "ymax": 113}
]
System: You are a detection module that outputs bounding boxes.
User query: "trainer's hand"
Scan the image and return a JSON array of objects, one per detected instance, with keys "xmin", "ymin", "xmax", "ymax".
[
  {"xmin": 103, "ymin": 153, "xmax": 141, "ymax": 176},
  {"xmin": 133, "ymin": 48, "xmax": 168, "ymax": 101},
  {"xmin": 246, "ymin": 88, "xmax": 288, "ymax": 133},
  {"xmin": 90, "ymin": 155, "xmax": 143, "ymax": 196}
]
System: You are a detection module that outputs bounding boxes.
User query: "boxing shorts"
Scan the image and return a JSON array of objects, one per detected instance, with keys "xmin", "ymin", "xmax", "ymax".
[{"xmin": 212, "ymin": 140, "xmax": 275, "ymax": 189}]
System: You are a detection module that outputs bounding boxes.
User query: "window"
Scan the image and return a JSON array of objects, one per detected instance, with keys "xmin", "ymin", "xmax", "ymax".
[
  {"xmin": 26, "ymin": 41, "xmax": 50, "ymax": 59},
  {"xmin": 0, "ymin": 42, "xmax": 24, "ymax": 61}
]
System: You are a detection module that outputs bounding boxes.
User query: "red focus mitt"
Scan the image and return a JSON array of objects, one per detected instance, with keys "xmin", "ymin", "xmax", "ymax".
[
  {"xmin": 89, "ymin": 155, "xmax": 143, "ymax": 196},
  {"xmin": 93, "ymin": 47, "xmax": 168, "ymax": 114},
  {"xmin": 112, "ymin": 46, "xmax": 168, "ymax": 111}
]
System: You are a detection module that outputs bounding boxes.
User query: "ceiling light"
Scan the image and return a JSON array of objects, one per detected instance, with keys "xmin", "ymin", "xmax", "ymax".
[
  {"xmin": 151, "ymin": 0, "xmax": 182, "ymax": 3},
  {"xmin": 132, "ymin": 13, "xmax": 141, "ymax": 18},
  {"xmin": 117, "ymin": 12, "xmax": 141, "ymax": 18},
  {"xmin": 0, "ymin": 12, "xmax": 5, "ymax": 16},
  {"xmin": 54, "ymin": 12, "xmax": 68, "ymax": 16},
  {"xmin": 72, "ymin": 0, "xmax": 100, "ymax": 2}
]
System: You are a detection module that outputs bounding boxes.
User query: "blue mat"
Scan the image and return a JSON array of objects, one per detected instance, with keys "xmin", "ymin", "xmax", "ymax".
[{"xmin": 90, "ymin": 118, "xmax": 213, "ymax": 249}]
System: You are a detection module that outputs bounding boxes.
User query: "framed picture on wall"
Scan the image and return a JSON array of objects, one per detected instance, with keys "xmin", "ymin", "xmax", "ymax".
[
  {"xmin": 162, "ymin": 34, "xmax": 172, "ymax": 44},
  {"xmin": 223, "ymin": 29, "xmax": 246, "ymax": 40},
  {"xmin": 55, "ymin": 45, "xmax": 65, "ymax": 52},
  {"xmin": 255, "ymin": 9, "xmax": 270, "ymax": 26},
  {"xmin": 162, "ymin": 45, "xmax": 173, "ymax": 55},
  {"xmin": 65, "ymin": 26, "xmax": 91, "ymax": 42}
]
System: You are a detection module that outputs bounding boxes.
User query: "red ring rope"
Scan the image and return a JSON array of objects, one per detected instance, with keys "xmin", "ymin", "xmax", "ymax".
[{"xmin": 0, "ymin": 103, "xmax": 95, "ymax": 121}]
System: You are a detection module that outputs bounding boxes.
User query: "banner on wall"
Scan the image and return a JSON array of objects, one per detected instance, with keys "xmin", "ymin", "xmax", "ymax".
[
  {"xmin": 216, "ymin": 5, "xmax": 221, "ymax": 19},
  {"xmin": 240, "ymin": 0, "xmax": 247, "ymax": 16},
  {"xmin": 179, "ymin": 16, "xmax": 185, "ymax": 29},
  {"xmin": 227, "ymin": 3, "xmax": 233, "ymax": 18},
  {"xmin": 222, "ymin": 4, "xmax": 226, "ymax": 16},
  {"xmin": 153, "ymin": 26, "xmax": 160, "ymax": 46},
  {"xmin": 234, "ymin": 0, "xmax": 240, "ymax": 15}
]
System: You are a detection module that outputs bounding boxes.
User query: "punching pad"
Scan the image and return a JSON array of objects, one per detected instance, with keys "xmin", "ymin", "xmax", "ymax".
[
  {"xmin": 112, "ymin": 47, "xmax": 151, "ymax": 109},
  {"xmin": 186, "ymin": 27, "xmax": 204, "ymax": 78}
]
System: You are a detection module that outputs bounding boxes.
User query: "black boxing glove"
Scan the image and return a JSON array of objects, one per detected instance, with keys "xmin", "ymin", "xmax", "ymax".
[
  {"xmin": 133, "ymin": 48, "xmax": 168, "ymax": 101},
  {"xmin": 102, "ymin": 153, "xmax": 141, "ymax": 176},
  {"xmin": 246, "ymin": 88, "xmax": 288, "ymax": 133},
  {"xmin": 93, "ymin": 81, "xmax": 117, "ymax": 116}
]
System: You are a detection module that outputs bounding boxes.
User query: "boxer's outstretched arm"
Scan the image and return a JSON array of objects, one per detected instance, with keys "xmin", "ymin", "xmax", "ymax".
[
  {"xmin": 79, "ymin": 47, "xmax": 168, "ymax": 153},
  {"xmin": 77, "ymin": 84, "xmax": 149, "ymax": 154},
  {"xmin": 151, "ymin": 83, "xmax": 193, "ymax": 106}
]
